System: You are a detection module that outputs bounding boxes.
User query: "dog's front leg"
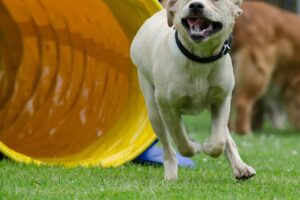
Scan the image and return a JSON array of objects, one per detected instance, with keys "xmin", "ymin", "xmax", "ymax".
[
  {"xmin": 138, "ymin": 72, "xmax": 178, "ymax": 180},
  {"xmin": 157, "ymin": 103, "xmax": 202, "ymax": 158},
  {"xmin": 202, "ymin": 96, "xmax": 231, "ymax": 158},
  {"xmin": 149, "ymin": 104, "xmax": 178, "ymax": 180},
  {"xmin": 206, "ymin": 95, "xmax": 256, "ymax": 179},
  {"xmin": 225, "ymin": 129, "xmax": 256, "ymax": 180}
]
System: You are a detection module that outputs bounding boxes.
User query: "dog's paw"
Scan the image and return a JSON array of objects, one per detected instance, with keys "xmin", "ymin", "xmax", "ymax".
[
  {"xmin": 179, "ymin": 140, "xmax": 202, "ymax": 157},
  {"xmin": 189, "ymin": 140, "xmax": 202, "ymax": 155},
  {"xmin": 164, "ymin": 166, "xmax": 178, "ymax": 180},
  {"xmin": 164, "ymin": 159, "xmax": 178, "ymax": 180},
  {"xmin": 233, "ymin": 164, "xmax": 256, "ymax": 180},
  {"xmin": 164, "ymin": 173, "xmax": 178, "ymax": 180}
]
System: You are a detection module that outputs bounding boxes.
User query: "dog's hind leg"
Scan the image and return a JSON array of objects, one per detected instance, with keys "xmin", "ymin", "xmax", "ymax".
[
  {"xmin": 138, "ymin": 71, "xmax": 178, "ymax": 180},
  {"xmin": 224, "ymin": 129, "xmax": 256, "ymax": 180}
]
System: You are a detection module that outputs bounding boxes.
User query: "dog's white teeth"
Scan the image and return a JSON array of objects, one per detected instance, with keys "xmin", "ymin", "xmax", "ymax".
[{"xmin": 190, "ymin": 22, "xmax": 214, "ymax": 36}]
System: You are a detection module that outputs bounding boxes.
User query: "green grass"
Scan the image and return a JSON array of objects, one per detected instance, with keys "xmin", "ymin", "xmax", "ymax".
[{"xmin": 1, "ymin": 112, "xmax": 300, "ymax": 199}]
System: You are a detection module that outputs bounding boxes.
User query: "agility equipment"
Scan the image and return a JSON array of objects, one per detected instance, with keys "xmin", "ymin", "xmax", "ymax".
[{"xmin": 0, "ymin": 0, "xmax": 164, "ymax": 167}]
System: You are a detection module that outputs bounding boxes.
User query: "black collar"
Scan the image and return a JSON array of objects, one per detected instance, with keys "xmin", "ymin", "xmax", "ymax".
[{"xmin": 175, "ymin": 31, "xmax": 233, "ymax": 64}]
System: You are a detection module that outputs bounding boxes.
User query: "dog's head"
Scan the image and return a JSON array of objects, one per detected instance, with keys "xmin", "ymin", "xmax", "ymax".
[{"xmin": 167, "ymin": 0, "xmax": 243, "ymax": 43}]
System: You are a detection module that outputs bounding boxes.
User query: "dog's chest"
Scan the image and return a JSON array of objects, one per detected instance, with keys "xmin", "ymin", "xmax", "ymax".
[
  {"xmin": 178, "ymin": 84, "xmax": 227, "ymax": 114},
  {"xmin": 158, "ymin": 64, "xmax": 229, "ymax": 115},
  {"xmin": 177, "ymin": 80, "xmax": 211, "ymax": 114}
]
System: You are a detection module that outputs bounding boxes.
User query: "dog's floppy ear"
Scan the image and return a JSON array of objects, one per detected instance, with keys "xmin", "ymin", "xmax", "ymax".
[
  {"xmin": 167, "ymin": 0, "xmax": 177, "ymax": 27},
  {"xmin": 234, "ymin": 6, "xmax": 243, "ymax": 19},
  {"xmin": 231, "ymin": 0, "xmax": 243, "ymax": 19}
]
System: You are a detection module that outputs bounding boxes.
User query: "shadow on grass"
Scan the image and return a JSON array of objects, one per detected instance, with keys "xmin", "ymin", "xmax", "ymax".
[{"xmin": 0, "ymin": 152, "xmax": 4, "ymax": 160}]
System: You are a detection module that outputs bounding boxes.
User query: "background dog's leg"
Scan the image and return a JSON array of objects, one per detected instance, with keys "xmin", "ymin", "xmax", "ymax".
[
  {"xmin": 224, "ymin": 129, "xmax": 256, "ymax": 180},
  {"xmin": 234, "ymin": 97, "xmax": 255, "ymax": 134},
  {"xmin": 157, "ymin": 104, "xmax": 201, "ymax": 158},
  {"xmin": 138, "ymin": 72, "xmax": 178, "ymax": 180},
  {"xmin": 202, "ymin": 96, "xmax": 231, "ymax": 158},
  {"xmin": 251, "ymin": 98, "xmax": 265, "ymax": 131}
]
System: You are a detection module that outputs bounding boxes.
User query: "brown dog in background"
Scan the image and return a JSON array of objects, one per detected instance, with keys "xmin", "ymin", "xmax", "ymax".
[{"xmin": 232, "ymin": 1, "xmax": 300, "ymax": 134}]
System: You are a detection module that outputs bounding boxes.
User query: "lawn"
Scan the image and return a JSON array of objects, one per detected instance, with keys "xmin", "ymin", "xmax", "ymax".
[{"xmin": 1, "ymin": 112, "xmax": 300, "ymax": 199}]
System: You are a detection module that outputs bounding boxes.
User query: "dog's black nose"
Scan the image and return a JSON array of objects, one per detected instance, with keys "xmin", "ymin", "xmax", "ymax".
[{"xmin": 189, "ymin": 2, "xmax": 204, "ymax": 11}]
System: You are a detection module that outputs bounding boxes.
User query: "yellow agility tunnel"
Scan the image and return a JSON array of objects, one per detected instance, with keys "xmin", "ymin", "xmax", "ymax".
[{"xmin": 0, "ymin": 0, "xmax": 161, "ymax": 167}]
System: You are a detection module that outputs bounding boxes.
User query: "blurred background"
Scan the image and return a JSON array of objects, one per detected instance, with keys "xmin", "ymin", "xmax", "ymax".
[{"xmin": 267, "ymin": 0, "xmax": 298, "ymax": 12}]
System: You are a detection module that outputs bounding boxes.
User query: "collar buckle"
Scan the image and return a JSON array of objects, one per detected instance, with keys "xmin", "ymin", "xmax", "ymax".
[{"xmin": 222, "ymin": 43, "xmax": 231, "ymax": 55}]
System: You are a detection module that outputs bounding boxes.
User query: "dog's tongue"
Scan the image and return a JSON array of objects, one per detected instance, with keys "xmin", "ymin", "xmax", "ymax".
[{"xmin": 187, "ymin": 18, "xmax": 206, "ymax": 27}]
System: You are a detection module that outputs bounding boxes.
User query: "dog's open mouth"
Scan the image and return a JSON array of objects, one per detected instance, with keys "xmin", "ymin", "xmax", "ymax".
[{"xmin": 182, "ymin": 16, "xmax": 223, "ymax": 40}]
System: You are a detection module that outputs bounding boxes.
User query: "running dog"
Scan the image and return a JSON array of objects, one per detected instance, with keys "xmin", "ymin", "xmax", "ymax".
[{"xmin": 131, "ymin": 0, "xmax": 256, "ymax": 180}]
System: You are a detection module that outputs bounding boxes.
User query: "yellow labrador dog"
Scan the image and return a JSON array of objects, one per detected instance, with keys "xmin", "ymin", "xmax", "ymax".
[{"xmin": 131, "ymin": 0, "xmax": 256, "ymax": 180}]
